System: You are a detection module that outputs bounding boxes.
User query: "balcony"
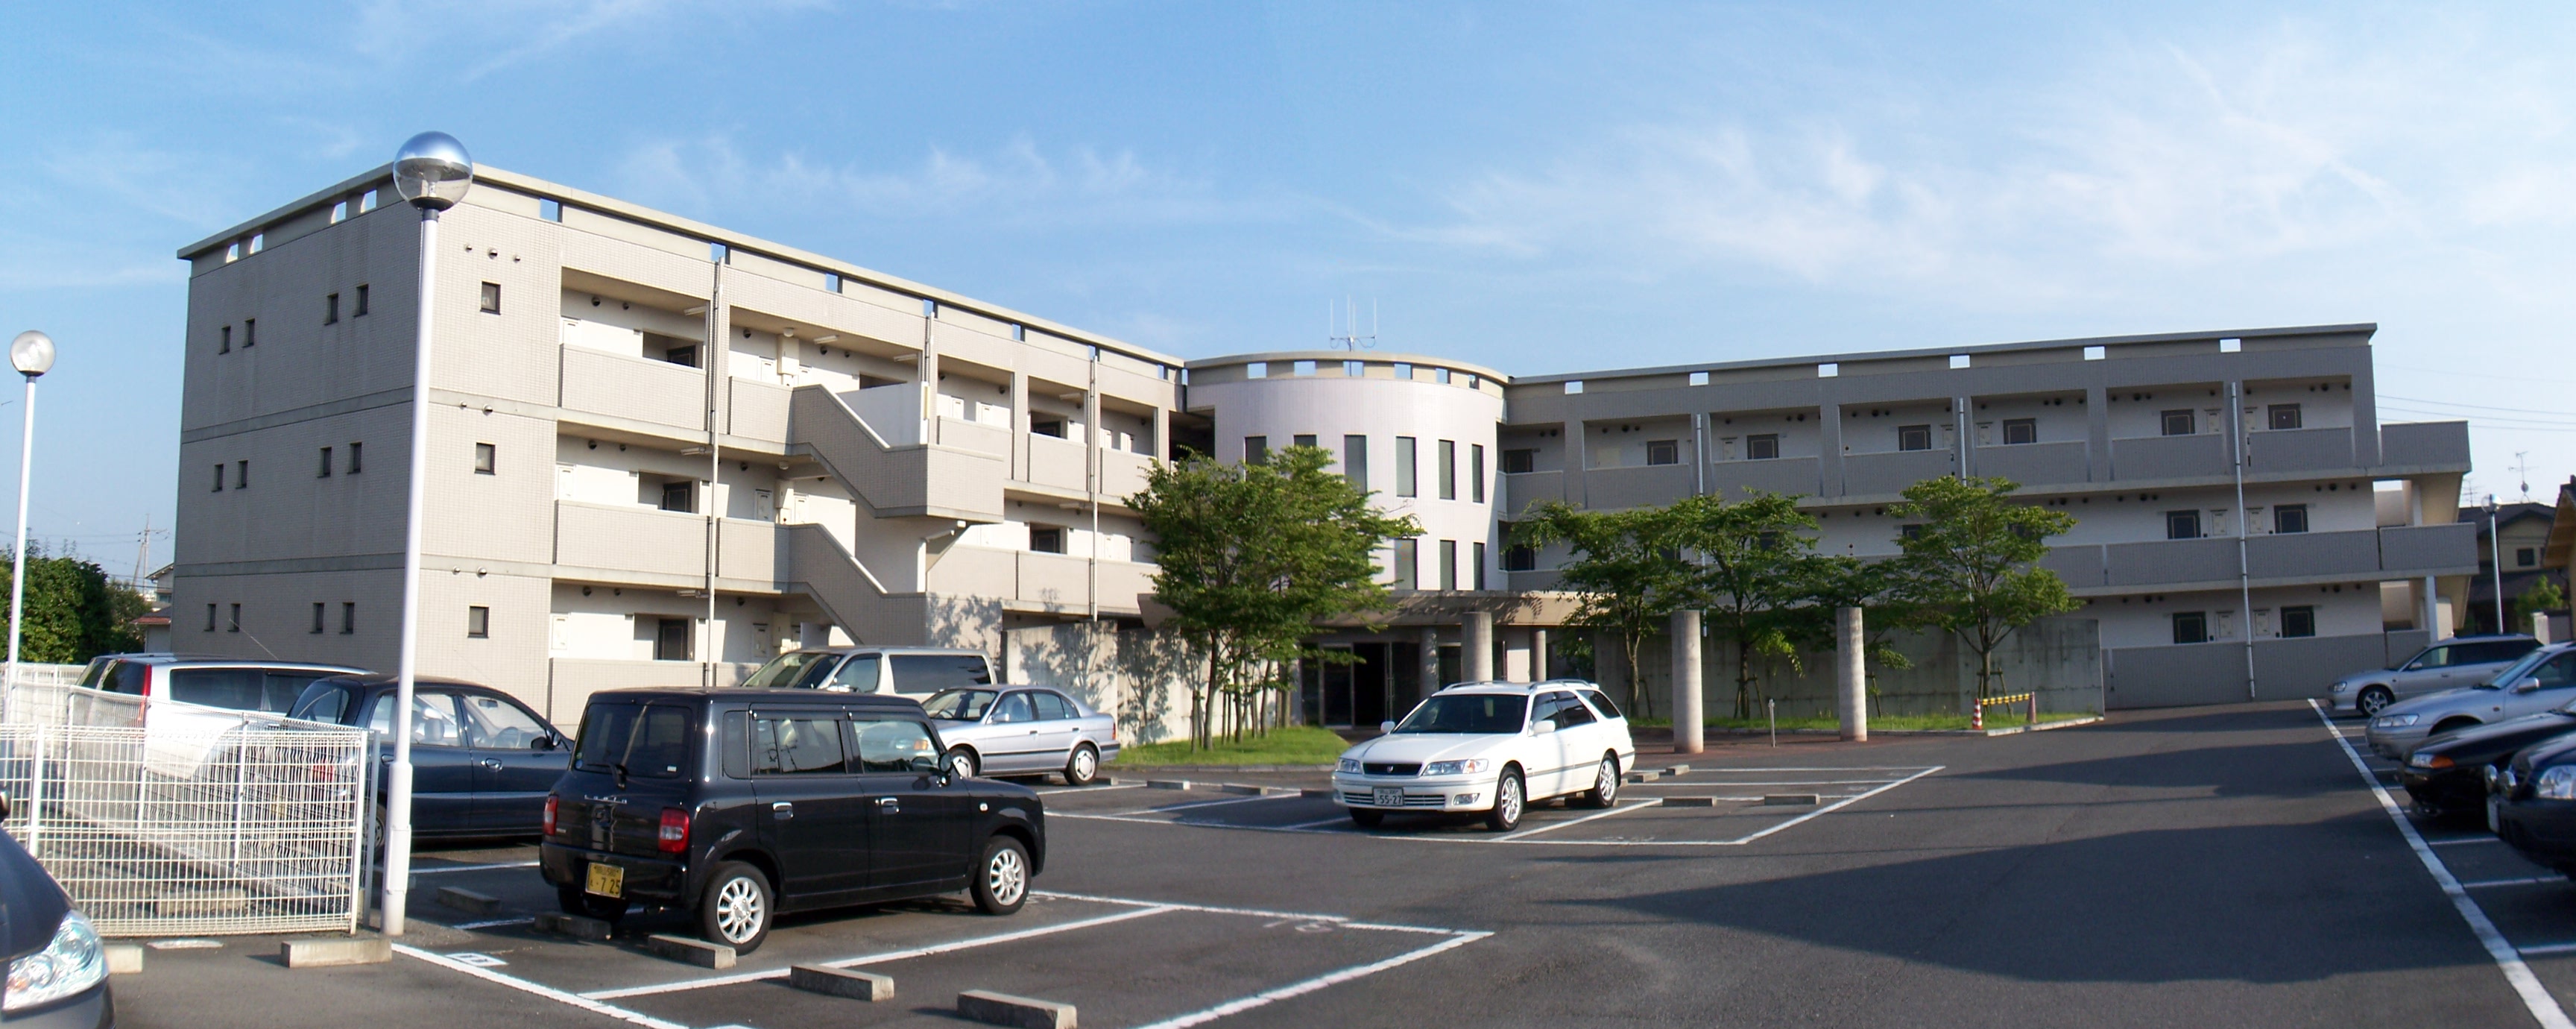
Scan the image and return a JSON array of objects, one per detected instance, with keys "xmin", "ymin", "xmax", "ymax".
[
  {"xmin": 2245, "ymin": 528, "xmax": 2379, "ymax": 579},
  {"xmin": 929, "ymin": 546, "xmax": 1155, "ymax": 614},
  {"xmin": 1708, "ymin": 456, "xmax": 1822, "ymax": 500},
  {"xmin": 2381, "ymin": 421, "xmax": 2470, "ymax": 471},
  {"xmin": 935, "ymin": 418, "xmax": 1010, "ymax": 459},
  {"xmin": 789, "ymin": 385, "xmax": 1004, "ymax": 522},
  {"xmin": 544, "ymin": 658, "xmax": 760, "ymax": 723},
  {"xmin": 2109, "ymin": 432, "xmax": 2227, "ymax": 481},
  {"xmin": 2380, "ymin": 522, "xmax": 2478, "ymax": 575},
  {"xmin": 2247, "ymin": 427, "xmax": 2354, "ymax": 474},
  {"xmin": 2046, "ymin": 523, "xmax": 2480, "ymax": 593},
  {"xmin": 727, "ymin": 377, "xmax": 789, "ymax": 443},
  {"xmin": 555, "ymin": 502, "xmax": 705, "ymax": 579},
  {"xmin": 1025, "ymin": 435, "xmax": 1088, "ymax": 492},
  {"xmin": 1502, "ymin": 471, "xmax": 1564, "ymax": 512},
  {"xmin": 1101, "ymin": 449, "xmax": 1156, "ymax": 503},
  {"xmin": 1843, "ymin": 449, "xmax": 1954, "ymax": 497},
  {"xmin": 1584, "ymin": 463, "xmax": 1696, "ymax": 511},
  {"xmin": 1971, "ymin": 441, "xmax": 2089, "ymax": 488},
  {"xmin": 561, "ymin": 347, "xmax": 703, "ymax": 433},
  {"xmin": 2104, "ymin": 536, "xmax": 2239, "ymax": 588},
  {"xmin": 717, "ymin": 518, "xmax": 777, "ymax": 582}
]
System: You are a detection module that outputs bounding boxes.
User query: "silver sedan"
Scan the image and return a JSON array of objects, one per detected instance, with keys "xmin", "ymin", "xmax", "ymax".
[{"xmin": 924, "ymin": 686, "xmax": 1120, "ymax": 786}]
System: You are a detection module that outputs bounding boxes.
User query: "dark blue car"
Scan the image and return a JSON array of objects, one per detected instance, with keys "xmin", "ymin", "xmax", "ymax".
[
  {"xmin": 2, "ymin": 793, "xmax": 113, "ymax": 1026},
  {"xmin": 288, "ymin": 675, "xmax": 569, "ymax": 839}
]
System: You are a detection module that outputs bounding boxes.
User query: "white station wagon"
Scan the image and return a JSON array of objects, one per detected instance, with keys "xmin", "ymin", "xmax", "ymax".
[{"xmin": 1331, "ymin": 680, "xmax": 1639, "ymax": 831}]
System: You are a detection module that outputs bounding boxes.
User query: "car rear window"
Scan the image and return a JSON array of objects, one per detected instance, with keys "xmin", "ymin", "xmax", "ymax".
[
  {"xmin": 2472, "ymin": 641, "xmax": 2540, "ymax": 664},
  {"xmin": 575, "ymin": 703, "xmax": 694, "ymax": 778},
  {"xmin": 290, "ymin": 682, "xmax": 353, "ymax": 723},
  {"xmin": 1579, "ymin": 690, "xmax": 1622, "ymax": 720},
  {"xmin": 163, "ymin": 668, "xmax": 321, "ymax": 713},
  {"xmin": 890, "ymin": 654, "xmax": 990, "ymax": 694}
]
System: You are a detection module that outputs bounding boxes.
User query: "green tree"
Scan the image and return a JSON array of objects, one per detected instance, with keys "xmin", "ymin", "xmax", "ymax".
[
  {"xmin": 1667, "ymin": 492, "xmax": 1834, "ymax": 720},
  {"xmin": 1803, "ymin": 553, "xmax": 1921, "ymax": 717},
  {"xmin": 1512, "ymin": 502, "xmax": 1694, "ymax": 720},
  {"xmin": 2513, "ymin": 576, "xmax": 2568, "ymax": 635},
  {"xmin": 1887, "ymin": 476, "xmax": 2080, "ymax": 699},
  {"xmin": 1129, "ymin": 446, "xmax": 1418, "ymax": 748},
  {"xmin": 0, "ymin": 546, "xmax": 145, "ymax": 664}
]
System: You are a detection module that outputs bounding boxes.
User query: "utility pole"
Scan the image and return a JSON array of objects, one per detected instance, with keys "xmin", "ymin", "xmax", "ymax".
[{"xmin": 130, "ymin": 515, "xmax": 151, "ymax": 592}]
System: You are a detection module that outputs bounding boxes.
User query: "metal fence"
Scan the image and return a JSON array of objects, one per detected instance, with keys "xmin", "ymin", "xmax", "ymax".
[{"xmin": 0, "ymin": 682, "xmax": 371, "ymax": 937}]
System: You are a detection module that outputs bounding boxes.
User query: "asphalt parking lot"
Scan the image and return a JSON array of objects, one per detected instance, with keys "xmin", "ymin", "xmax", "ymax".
[{"xmin": 104, "ymin": 703, "xmax": 2576, "ymax": 1028}]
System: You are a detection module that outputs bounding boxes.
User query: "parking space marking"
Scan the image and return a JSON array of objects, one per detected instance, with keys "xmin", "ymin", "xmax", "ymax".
[
  {"xmin": 2464, "ymin": 877, "xmax": 2561, "ymax": 890},
  {"xmin": 412, "ymin": 860, "xmax": 542, "ymax": 874},
  {"xmin": 2527, "ymin": 943, "xmax": 2576, "ymax": 957},
  {"xmin": 584, "ymin": 904, "xmax": 1181, "ymax": 1000},
  {"xmin": 1494, "ymin": 800, "xmax": 1658, "ymax": 841},
  {"xmin": 1629, "ymin": 779, "xmax": 1905, "ymax": 787},
  {"xmin": 1034, "ymin": 890, "xmax": 1470, "ymax": 934},
  {"xmin": 1035, "ymin": 782, "xmax": 1146, "ymax": 796},
  {"xmin": 2309, "ymin": 699, "xmax": 2575, "ymax": 1029},
  {"xmin": 1127, "ymin": 930, "xmax": 1493, "ymax": 1029},
  {"xmin": 394, "ymin": 944, "xmax": 688, "ymax": 1029},
  {"xmin": 450, "ymin": 916, "xmax": 536, "ymax": 931},
  {"xmin": 1126, "ymin": 793, "xmax": 1302, "ymax": 816},
  {"xmin": 1502, "ymin": 766, "xmax": 1944, "ymax": 847},
  {"xmin": 2430, "ymin": 837, "xmax": 2508, "ymax": 846}
]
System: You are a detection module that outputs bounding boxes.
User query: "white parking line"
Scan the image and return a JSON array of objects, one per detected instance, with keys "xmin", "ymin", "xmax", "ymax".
[
  {"xmin": 2428, "ymin": 837, "xmax": 2506, "ymax": 847},
  {"xmin": 411, "ymin": 860, "xmax": 541, "ymax": 874},
  {"xmin": 1035, "ymin": 890, "xmax": 1469, "ymax": 934},
  {"xmin": 2526, "ymin": 943, "xmax": 2576, "ymax": 957},
  {"xmin": 451, "ymin": 916, "xmax": 536, "ymax": 931},
  {"xmin": 1128, "ymin": 793, "xmax": 1301, "ymax": 815},
  {"xmin": 1500, "ymin": 766, "xmax": 1944, "ymax": 847},
  {"xmin": 2308, "ymin": 699, "xmax": 2575, "ymax": 1029},
  {"xmin": 1281, "ymin": 815, "xmax": 1362, "ymax": 830},
  {"xmin": 395, "ymin": 945, "xmax": 686, "ymax": 1029},
  {"xmin": 1035, "ymin": 782, "xmax": 1147, "ymax": 796},
  {"xmin": 1629, "ymin": 779, "xmax": 1905, "ymax": 787},
  {"xmin": 2463, "ymin": 877, "xmax": 2560, "ymax": 890},
  {"xmin": 1494, "ymin": 799, "xmax": 1657, "ymax": 841},
  {"xmin": 1127, "ymin": 931, "xmax": 1491, "ymax": 1029},
  {"xmin": 584, "ymin": 904, "xmax": 1180, "ymax": 1000}
]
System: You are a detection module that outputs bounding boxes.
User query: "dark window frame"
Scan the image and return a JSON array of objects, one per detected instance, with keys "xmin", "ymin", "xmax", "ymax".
[
  {"xmin": 2281, "ymin": 605, "xmax": 2317, "ymax": 638},
  {"xmin": 1645, "ymin": 439, "xmax": 1679, "ymax": 466},
  {"xmin": 479, "ymin": 282, "xmax": 502, "ymax": 314},
  {"xmin": 2161, "ymin": 409, "xmax": 2196, "ymax": 436},
  {"xmin": 2001, "ymin": 418, "xmax": 2037, "ymax": 445},
  {"xmin": 2273, "ymin": 504, "xmax": 2308, "ymax": 535},
  {"xmin": 2173, "ymin": 611, "xmax": 2209, "ymax": 644},
  {"xmin": 1746, "ymin": 434, "xmax": 1780, "ymax": 460},
  {"xmin": 1897, "ymin": 425, "xmax": 1933, "ymax": 452}
]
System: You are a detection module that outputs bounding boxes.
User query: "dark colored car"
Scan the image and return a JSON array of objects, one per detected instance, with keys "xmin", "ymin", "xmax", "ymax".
[
  {"xmin": 2493, "ymin": 733, "xmax": 2576, "ymax": 875},
  {"xmin": 79, "ymin": 654, "xmax": 367, "ymax": 715},
  {"xmin": 537, "ymin": 688, "xmax": 1044, "ymax": 954},
  {"xmin": 288, "ymin": 675, "xmax": 569, "ymax": 839},
  {"xmin": 1, "ymin": 794, "xmax": 113, "ymax": 1027},
  {"xmin": 2397, "ymin": 705, "xmax": 2576, "ymax": 821}
]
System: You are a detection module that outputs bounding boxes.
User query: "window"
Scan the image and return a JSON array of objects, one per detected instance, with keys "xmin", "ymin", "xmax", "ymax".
[
  {"xmin": 2002, "ymin": 419, "xmax": 2037, "ymax": 445},
  {"xmin": 220, "ymin": 325, "xmax": 231, "ymax": 353},
  {"xmin": 1439, "ymin": 540, "xmax": 1458, "ymax": 591},
  {"xmin": 462, "ymin": 695, "xmax": 549, "ymax": 750},
  {"xmin": 1438, "ymin": 440, "xmax": 1456, "ymax": 500},
  {"xmin": 1031, "ymin": 417, "xmax": 1067, "ymax": 438},
  {"xmin": 2161, "ymin": 409, "xmax": 2195, "ymax": 436},
  {"xmin": 2166, "ymin": 510, "xmax": 2201, "ymax": 540},
  {"xmin": 1471, "ymin": 444, "xmax": 1486, "ymax": 503},
  {"xmin": 212, "ymin": 464, "xmax": 224, "ymax": 492},
  {"xmin": 575, "ymin": 703, "xmax": 690, "ymax": 778},
  {"xmin": 1746, "ymin": 434, "xmax": 1779, "ymax": 461},
  {"xmin": 473, "ymin": 442, "xmax": 496, "ymax": 475},
  {"xmin": 538, "ymin": 198, "xmax": 564, "ymax": 221},
  {"xmin": 1898, "ymin": 524, "xmax": 1924, "ymax": 541},
  {"xmin": 1392, "ymin": 538, "xmax": 1418, "ymax": 590},
  {"xmin": 243, "ymin": 318, "xmax": 255, "ymax": 347},
  {"xmin": 330, "ymin": 200, "xmax": 347, "ymax": 224},
  {"xmin": 888, "ymin": 653, "xmax": 991, "ymax": 693},
  {"xmin": 2407, "ymin": 646, "xmax": 2455, "ymax": 670},
  {"xmin": 1344, "ymin": 435, "xmax": 1368, "ymax": 488},
  {"xmin": 1898, "ymin": 425, "xmax": 1933, "ymax": 451},
  {"xmin": 341, "ymin": 602, "xmax": 356, "ymax": 635},
  {"xmin": 1501, "ymin": 448, "xmax": 1536, "ymax": 474},
  {"xmin": 325, "ymin": 293, "xmax": 339, "ymax": 325},
  {"xmin": 236, "ymin": 460, "xmax": 249, "ymax": 489},
  {"xmin": 1029, "ymin": 526, "xmax": 1066, "ymax": 554},
  {"xmin": 654, "ymin": 617, "xmax": 692, "ymax": 661},
  {"xmin": 248, "ymin": 233, "xmax": 263, "ymax": 254},
  {"xmin": 205, "ymin": 603, "xmax": 217, "ymax": 632},
  {"xmin": 1031, "ymin": 691, "xmax": 1073, "ymax": 722},
  {"xmin": 479, "ymin": 282, "xmax": 501, "ymax": 313},
  {"xmin": 1396, "ymin": 437, "xmax": 1417, "ymax": 497},
  {"xmin": 318, "ymin": 447, "xmax": 333, "ymax": 477},
  {"xmin": 660, "ymin": 480, "xmax": 694, "ymax": 513},
  {"xmin": 2519, "ymin": 547, "xmax": 2539, "ymax": 567},
  {"xmin": 991, "ymin": 692, "xmax": 1035, "ymax": 724},
  {"xmin": 2281, "ymin": 605, "xmax": 2317, "ymax": 638},
  {"xmin": 467, "ymin": 605, "xmax": 490, "ymax": 638},
  {"xmin": 1292, "ymin": 433, "xmax": 1317, "ymax": 449},
  {"xmin": 348, "ymin": 441, "xmax": 363, "ymax": 473},
  {"xmin": 228, "ymin": 603, "xmax": 242, "ymax": 633},
  {"xmin": 852, "ymin": 717, "xmax": 937, "ymax": 773},
  {"xmin": 1503, "ymin": 544, "xmax": 1536, "ymax": 572},
  {"xmin": 1473, "ymin": 542, "xmax": 1487, "ymax": 591},
  {"xmin": 2273, "ymin": 504, "xmax": 2308, "ymax": 534},
  {"xmin": 663, "ymin": 344, "xmax": 700, "ymax": 368},
  {"xmin": 1293, "ymin": 359, "xmax": 1316, "ymax": 376},
  {"xmin": 2269, "ymin": 404, "xmax": 2302, "ymax": 430},
  {"xmin": 1247, "ymin": 362, "xmax": 1267, "ymax": 379},
  {"xmin": 1645, "ymin": 440, "xmax": 1679, "ymax": 466},
  {"xmin": 827, "ymin": 654, "xmax": 881, "ymax": 692},
  {"xmin": 1435, "ymin": 368, "xmax": 1452, "ymax": 385},
  {"xmin": 1394, "ymin": 362, "xmax": 1413, "ymax": 380},
  {"xmin": 1244, "ymin": 436, "xmax": 1268, "ymax": 465},
  {"xmin": 355, "ymin": 284, "xmax": 369, "ymax": 316},
  {"xmin": 367, "ymin": 691, "xmax": 465, "ymax": 747},
  {"xmin": 753, "ymin": 714, "xmax": 848, "ymax": 775},
  {"xmin": 360, "ymin": 189, "xmax": 378, "ymax": 213},
  {"xmin": 312, "ymin": 603, "xmax": 325, "ymax": 634},
  {"xmin": 2172, "ymin": 611, "xmax": 2209, "ymax": 644}
]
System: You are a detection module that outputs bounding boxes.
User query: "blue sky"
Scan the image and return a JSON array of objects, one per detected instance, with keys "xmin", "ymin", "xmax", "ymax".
[{"xmin": 5, "ymin": 1, "xmax": 2574, "ymax": 578}]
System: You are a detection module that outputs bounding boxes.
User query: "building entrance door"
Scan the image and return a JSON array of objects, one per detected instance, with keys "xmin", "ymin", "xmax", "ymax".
[
  {"xmin": 1319, "ymin": 646, "xmax": 1354, "ymax": 727},
  {"xmin": 1350, "ymin": 643, "xmax": 1389, "ymax": 729}
]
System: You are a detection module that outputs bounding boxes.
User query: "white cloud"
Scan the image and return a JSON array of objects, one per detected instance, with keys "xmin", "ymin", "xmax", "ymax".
[{"xmin": 349, "ymin": 0, "xmax": 829, "ymax": 80}]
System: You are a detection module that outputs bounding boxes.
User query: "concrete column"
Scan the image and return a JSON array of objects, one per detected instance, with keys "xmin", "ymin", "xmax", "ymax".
[
  {"xmin": 1836, "ymin": 606, "xmax": 1866, "ymax": 742},
  {"xmin": 1672, "ymin": 609, "xmax": 1703, "ymax": 755},
  {"xmin": 1532, "ymin": 628, "xmax": 1550, "ymax": 681},
  {"xmin": 1503, "ymin": 628, "xmax": 1532, "ymax": 683},
  {"xmin": 2421, "ymin": 576, "xmax": 2442, "ymax": 639},
  {"xmin": 2538, "ymin": 611, "xmax": 2555, "ymax": 646},
  {"xmin": 1463, "ymin": 611, "xmax": 1494, "ymax": 682},
  {"xmin": 1008, "ymin": 371, "xmax": 1030, "ymax": 481}
]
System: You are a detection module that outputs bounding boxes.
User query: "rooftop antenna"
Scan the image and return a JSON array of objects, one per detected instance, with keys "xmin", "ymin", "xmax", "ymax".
[
  {"xmin": 1328, "ymin": 296, "xmax": 1377, "ymax": 351},
  {"xmin": 2516, "ymin": 452, "xmax": 2531, "ymax": 503}
]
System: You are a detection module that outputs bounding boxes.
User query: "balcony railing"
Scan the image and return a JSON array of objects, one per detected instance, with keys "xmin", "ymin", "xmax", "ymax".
[
  {"xmin": 561, "ymin": 347, "xmax": 704, "ymax": 432},
  {"xmin": 1843, "ymin": 449, "xmax": 1954, "ymax": 496},
  {"xmin": 555, "ymin": 502, "xmax": 706, "ymax": 579},
  {"xmin": 1708, "ymin": 456, "xmax": 1822, "ymax": 500},
  {"xmin": 2247, "ymin": 427, "xmax": 2354, "ymax": 474},
  {"xmin": 2108, "ymin": 432, "xmax": 2228, "ymax": 481},
  {"xmin": 1971, "ymin": 440, "xmax": 2089, "ymax": 486},
  {"xmin": 1502, "ymin": 471, "xmax": 1564, "ymax": 511},
  {"xmin": 1583, "ymin": 464, "xmax": 1696, "ymax": 511},
  {"xmin": 928, "ymin": 546, "xmax": 1155, "ymax": 613},
  {"xmin": 2045, "ymin": 523, "xmax": 2480, "ymax": 591},
  {"xmin": 789, "ymin": 385, "xmax": 1004, "ymax": 522}
]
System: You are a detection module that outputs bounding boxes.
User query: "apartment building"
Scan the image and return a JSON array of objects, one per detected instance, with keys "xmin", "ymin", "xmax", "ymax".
[{"xmin": 174, "ymin": 166, "xmax": 1188, "ymax": 723}]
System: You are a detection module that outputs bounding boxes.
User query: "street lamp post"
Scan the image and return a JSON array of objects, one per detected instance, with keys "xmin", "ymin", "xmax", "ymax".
[
  {"xmin": 382, "ymin": 133, "xmax": 473, "ymax": 937},
  {"xmin": 2487, "ymin": 494, "xmax": 2505, "ymax": 635},
  {"xmin": 4, "ymin": 330, "xmax": 55, "ymax": 720}
]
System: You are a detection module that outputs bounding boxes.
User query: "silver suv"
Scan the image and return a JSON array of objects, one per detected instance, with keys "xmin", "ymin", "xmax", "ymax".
[
  {"xmin": 737, "ymin": 646, "xmax": 995, "ymax": 697},
  {"xmin": 2325, "ymin": 635, "xmax": 2541, "ymax": 717}
]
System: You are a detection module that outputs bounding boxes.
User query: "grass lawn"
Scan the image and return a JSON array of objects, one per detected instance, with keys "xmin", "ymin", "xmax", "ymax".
[
  {"xmin": 1631, "ymin": 711, "xmax": 2098, "ymax": 732},
  {"xmin": 1111, "ymin": 725, "xmax": 1352, "ymax": 767}
]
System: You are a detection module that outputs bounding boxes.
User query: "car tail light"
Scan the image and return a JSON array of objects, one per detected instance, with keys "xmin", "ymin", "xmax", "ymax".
[
  {"xmin": 657, "ymin": 807, "xmax": 689, "ymax": 854},
  {"xmin": 543, "ymin": 796, "xmax": 559, "ymax": 837}
]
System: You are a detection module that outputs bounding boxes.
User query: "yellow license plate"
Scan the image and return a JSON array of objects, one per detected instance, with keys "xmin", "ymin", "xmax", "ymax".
[{"xmin": 584, "ymin": 862, "xmax": 625, "ymax": 899}]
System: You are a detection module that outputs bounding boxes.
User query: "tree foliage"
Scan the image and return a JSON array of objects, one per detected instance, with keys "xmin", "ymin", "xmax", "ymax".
[
  {"xmin": 1511, "ymin": 502, "xmax": 1694, "ymax": 719},
  {"xmin": 0, "ymin": 546, "xmax": 145, "ymax": 664},
  {"xmin": 2513, "ymin": 576, "xmax": 2568, "ymax": 633},
  {"xmin": 1128, "ymin": 446, "xmax": 1418, "ymax": 748},
  {"xmin": 1887, "ymin": 476, "xmax": 2080, "ymax": 697},
  {"xmin": 1666, "ymin": 492, "xmax": 1834, "ymax": 720}
]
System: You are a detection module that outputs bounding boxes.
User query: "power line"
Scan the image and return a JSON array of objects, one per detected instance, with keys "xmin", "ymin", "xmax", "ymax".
[{"xmin": 2381, "ymin": 394, "xmax": 2576, "ymax": 418}]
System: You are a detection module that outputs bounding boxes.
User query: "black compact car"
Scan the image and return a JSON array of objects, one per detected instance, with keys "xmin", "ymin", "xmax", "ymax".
[
  {"xmin": 538, "ymin": 688, "xmax": 1044, "ymax": 954},
  {"xmin": 288, "ymin": 675, "xmax": 570, "ymax": 839},
  {"xmin": 2397, "ymin": 706, "xmax": 2576, "ymax": 821},
  {"xmin": 2496, "ymin": 733, "xmax": 2576, "ymax": 875},
  {"xmin": 1, "ymin": 795, "xmax": 113, "ymax": 1027}
]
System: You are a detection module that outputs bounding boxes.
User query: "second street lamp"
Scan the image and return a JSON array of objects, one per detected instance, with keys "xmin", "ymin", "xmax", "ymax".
[
  {"xmin": 4, "ymin": 330, "xmax": 54, "ymax": 723},
  {"xmin": 382, "ymin": 131, "xmax": 473, "ymax": 937}
]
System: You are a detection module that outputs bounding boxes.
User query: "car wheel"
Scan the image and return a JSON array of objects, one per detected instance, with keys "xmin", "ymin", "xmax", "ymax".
[
  {"xmin": 1579, "ymin": 755, "xmax": 1620, "ymax": 808},
  {"xmin": 1485, "ymin": 768, "xmax": 1525, "ymax": 832},
  {"xmin": 945, "ymin": 748, "xmax": 979, "ymax": 780},
  {"xmin": 556, "ymin": 884, "xmax": 628, "ymax": 923},
  {"xmin": 1063, "ymin": 743, "xmax": 1099, "ymax": 787},
  {"xmin": 972, "ymin": 836, "xmax": 1031, "ymax": 916},
  {"xmin": 698, "ymin": 861, "xmax": 771, "ymax": 953},
  {"xmin": 1349, "ymin": 808, "xmax": 1385, "ymax": 828},
  {"xmin": 2358, "ymin": 687, "xmax": 2395, "ymax": 716}
]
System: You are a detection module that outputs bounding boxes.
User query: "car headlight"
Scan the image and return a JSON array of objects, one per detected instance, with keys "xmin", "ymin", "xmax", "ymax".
[
  {"xmin": 1336, "ymin": 758, "xmax": 1361, "ymax": 773},
  {"xmin": 2408, "ymin": 752, "xmax": 2451, "ymax": 770},
  {"xmin": 2331, "ymin": 682, "xmax": 2354, "ymax": 693},
  {"xmin": 2374, "ymin": 714, "xmax": 2420, "ymax": 729},
  {"xmin": 2536, "ymin": 766, "xmax": 2576, "ymax": 801},
  {"xmin": 1422, "ymin": 758, "xmax": 1491, "ymax": 776},
  {"xmin": 5, "ymin": 910, "xmax": 105, "ymax": 1013}
]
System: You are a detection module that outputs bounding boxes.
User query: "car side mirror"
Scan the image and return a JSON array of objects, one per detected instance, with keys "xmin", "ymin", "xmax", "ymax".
[
  {"xmin": 1378, "ymin": 720, "xmax": 1396, "ymax": 734},
  {"xmin": 910, "ymin": 755, "xmax": 940, "ymax": 775},
  {"xmin": 2516, "ymin": 677, "xmax": 2545, "ymax": 693},
  {"xmin": 531, "ymin": 735, "xmax": 557, "ymax": 751},
  {"xmin": 1532, "ymin": 720, "xmax": 1557, "ymax": 735}
]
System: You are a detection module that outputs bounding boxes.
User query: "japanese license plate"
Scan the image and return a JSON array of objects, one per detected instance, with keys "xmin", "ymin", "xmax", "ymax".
[
  {"xmin": 584, "ymin": 862, "xmax": 625, "ymax": 899},
  {"xmin": 1373, "ymin": 787, "xmax": 1404, "ymax": 808}
]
